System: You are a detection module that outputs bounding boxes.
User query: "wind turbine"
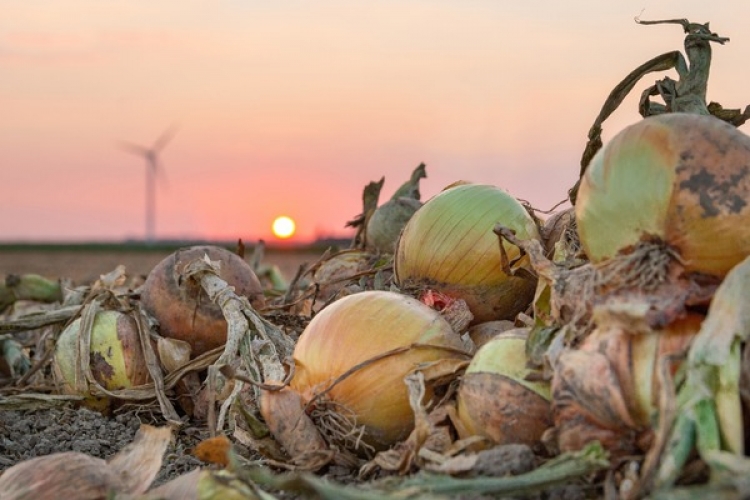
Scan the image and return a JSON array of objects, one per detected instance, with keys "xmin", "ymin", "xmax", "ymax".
[{"xmin": 118, "ymin": 125, "xmax": 178, "ymax": 244}]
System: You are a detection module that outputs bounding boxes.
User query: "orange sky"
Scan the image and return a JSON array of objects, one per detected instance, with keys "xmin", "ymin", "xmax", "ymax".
[{"xmin": 3, "ymin": 1, "xmax": 750, "ymax": 243}]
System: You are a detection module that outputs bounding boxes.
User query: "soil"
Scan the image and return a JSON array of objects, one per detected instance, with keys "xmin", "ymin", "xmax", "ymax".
[
  {"xmin": 0, "ymin": 406, "xmax": 205, "ymax": 486},
  {"xmin": 0, "ymin": 247, "xmax": 320, "ymax": 285}
]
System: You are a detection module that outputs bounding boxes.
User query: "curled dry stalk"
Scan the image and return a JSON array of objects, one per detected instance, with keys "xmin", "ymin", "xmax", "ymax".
[
  {"xmin": 181, "ymin": 255, "xmax": 296, "ymax": 435},
  {"xmin": 495, "ymin": 225, "xmax": 684, "ymax": 335},
  {"xmin": 570, "ymin": 17, "xmax": 750, "ymax": 204}
]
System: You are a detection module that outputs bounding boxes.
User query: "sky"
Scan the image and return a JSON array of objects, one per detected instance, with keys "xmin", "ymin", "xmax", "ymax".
[{"xmin": 3, "ymin": 1, "xmax": 750, "ymax": 243}]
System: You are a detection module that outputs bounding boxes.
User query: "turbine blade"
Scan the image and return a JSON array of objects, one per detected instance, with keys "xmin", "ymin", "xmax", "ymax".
[
  {"xmin": 152, "ymin": 123, "xmax": 179, "ymax": 152},
  {"xmin": 117, "ymin": 140, "xmax": 150, "ymax": 156}
]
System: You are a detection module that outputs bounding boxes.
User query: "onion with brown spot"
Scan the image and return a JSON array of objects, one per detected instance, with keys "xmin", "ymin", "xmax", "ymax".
[{"xmin": 576, "ymin": 113, "xmax": 750, "ymax": 277}]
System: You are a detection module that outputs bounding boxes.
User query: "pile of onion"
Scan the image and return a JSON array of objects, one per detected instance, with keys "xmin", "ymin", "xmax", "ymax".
[
  {"xmin": 140, "ymin": 245, "xmax": 265, "ymax": 355},
  {"xmin": 285, "ymin": 290, "xmax": 468, "ymax": 451},
  {"xmin": 455, "ymin": 329, "xmax": 551, "ymax": 449},
  {"xmin": 54, "ymin": 310, "xmax": 150, "ymax": 410},
  {"xmin": 394, "ymin": 183, "xmax": 540, "ymax": 324},
  {"xmin": 575, "ymin": 113, "xmax": 750, "ymax": 278}
]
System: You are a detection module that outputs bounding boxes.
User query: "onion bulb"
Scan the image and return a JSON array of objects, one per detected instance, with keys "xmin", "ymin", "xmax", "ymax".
[
  {"xmin": 553, "ymin": 311, "xmax": 702, "ymax": 457},
  {"xmin": 366, "ymin": 197, "xmax": 422, "ymax": 254},
  {"xmin": 289, "ymin": 290, "xmax": 467, "ymax": 450},
  {"xmin": 54, "ymin": 310, "xmax": 150, "ymax": 409},
  {"xmin": 395, "ymin": 183, "xmax": 540, "ymax": 323},
  {"xmin": 141, "ymin": 245, "xmax": 265, "ymax": 355},
  {"xmin": 312, "ymin": 249, "xmax": 372, "ymax": 306},
  {"xmin": 456, "ymin": 329, "xmax": 551, "ymax": 449},
  {"xmin": 575, "ymin": 113, "xmax": 750, "ymax": 277}
]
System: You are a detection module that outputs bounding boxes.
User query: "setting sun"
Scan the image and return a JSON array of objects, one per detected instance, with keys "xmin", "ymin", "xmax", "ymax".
[{"xmin": 271, "ymin": 215, "xmax": 296, "ymax": 239}]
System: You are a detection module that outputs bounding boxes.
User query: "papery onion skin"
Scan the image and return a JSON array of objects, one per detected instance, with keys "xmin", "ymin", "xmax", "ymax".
[
  {"xmin": 456, "ymin": 330, "xmax": 552, "ymax": 449},
  {"xmin": 394, "ymin": 184, "xmax": 540, "ymax": 323},
  {"xmin": 553, "ymin": 312, "xmax": 702, "ymax": 456},
  {"xmin": 290, "ymin": 290, "xmax": 466, "ymax": 449},
  {"xmin": 576, "ymin": 113, "xmax": 750, "ymax": 277}
]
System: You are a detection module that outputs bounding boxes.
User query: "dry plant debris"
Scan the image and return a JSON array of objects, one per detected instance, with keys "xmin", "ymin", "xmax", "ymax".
[{"xmin": 2, "ymin": 14, "xmax": 750, "ymax": 500}]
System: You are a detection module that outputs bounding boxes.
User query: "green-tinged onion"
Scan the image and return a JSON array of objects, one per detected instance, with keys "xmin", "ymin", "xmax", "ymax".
[
  {"xmin": 395, "ymin": 183, "xmax": 540, "ymax": 323},
  {"xmin": 289, "ymin": 290, "xmax": 468, "ymax": 450},
  {"xmin": 575, "ymin": 113, "xmax": 750, "ymax": 277},
  {"xmin": 54, "ymin": 310, "xmax": 150, "ymax": 410},
  {"xmin": 456, "ymin": 329, "xmax": 551, "ymax": 449},
  {"xmin": 366, "ymin": 197, "xmax": 422, "ymax": 254}
]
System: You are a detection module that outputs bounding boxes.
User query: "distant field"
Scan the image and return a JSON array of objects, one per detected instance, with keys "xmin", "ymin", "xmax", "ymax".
[{"xmin": 0, "ymin": 243, "xmax": 330, "ymax": 284}]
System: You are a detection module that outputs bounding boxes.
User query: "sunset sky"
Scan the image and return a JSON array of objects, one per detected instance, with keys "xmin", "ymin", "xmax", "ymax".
[{"xmin": 3, "ymin": 1, "xmax": 750, "ymax": 243}]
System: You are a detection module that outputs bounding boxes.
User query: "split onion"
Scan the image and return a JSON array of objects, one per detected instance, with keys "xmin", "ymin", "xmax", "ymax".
[
  {"xmin": 575, "ymin": 113, "xmax": 750, "ymax": 277},
  {"xmin": 289, "ymin": 290, "xmax": 467, "ymax": 449},
  {"xmin": 395, "ymin": 183, "xmax": 540, "ymax": 323}
]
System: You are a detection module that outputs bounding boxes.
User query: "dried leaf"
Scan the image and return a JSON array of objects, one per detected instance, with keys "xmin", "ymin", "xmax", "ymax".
[
  {"xmin": 107, "ymin": 424, "xmax": 174, "ymax": 494},
  {"xmin": 0, "ymin": 424, "xmax": 173, "ymax": 499},
  {"xmin": 193, "ymin": 435, "xmax": 232, "ymax": 467}
]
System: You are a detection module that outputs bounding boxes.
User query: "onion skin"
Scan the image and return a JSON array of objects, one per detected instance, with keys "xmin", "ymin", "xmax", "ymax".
[
  {"xmin": 290, "ymin": 290, "xmax": 466, "ymax": 449},
  {"xmin": 395, "ymin": 184, "xmax": 540, "ymax": 323},
  {"xmin": 259, "ymin": 385, "xmax": 329, "ymax": 461},
  {"xmin": 54, "ymin": 310, "xmax": 150, "ymax": 408},
  {"xmin": 576, "ymin": 113, "xmax": 750, "ymax": 277},
  {"xmin": 552, "ymin": 313, "xmax": 702, "ymax": 457},
  {"xmin": 456, "ymin": 330, "xmax": 552, "ymax": 449},
  {"xmin": 141, "ymin": 245, "xmax": 265, "ymax": 355}
]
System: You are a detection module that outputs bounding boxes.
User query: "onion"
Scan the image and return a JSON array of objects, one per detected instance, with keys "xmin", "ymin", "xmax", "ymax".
[
  {"xmin": 140, "ymin": 245, "xmax": 265, "ymax": 355},
  {"xmin": 366, "ymin": 197, "xmax": 422, "ymax": 254},
  {"xmin": 395, "ymin": 183, "xmax": 540, "ymax": 323},
  {"xmin": 552, "ymin": 310, "xmax": 702, "ymax": 457},
  {"xmin": 455, "ymin": 329, "xmax": 551, "ymax": 449},
  {"xmin": 366, "ymin": 162, "xmax": 427, "ymax": 254},
  {"xmin": 289, "ymin": 290, "xmax": 467, "ymax": 450},
  {"xmin": 54, "ymin": 310, "xmax": 150, "ymax": 409},
  {"xmin": 311, "ymin": 249, "xmax": 372, "ymax": 306},
  {"xmin": 575, "ymin": 113, "xmax": 750, "ymax": 277},
  {"xmin": 466, "ymin": 320, "xmax": 516, "ymax": 348}
]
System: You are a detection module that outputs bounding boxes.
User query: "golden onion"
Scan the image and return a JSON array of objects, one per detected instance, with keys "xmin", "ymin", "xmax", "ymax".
[
  {"xmin": 290, "ymin": 290, "xmax": 467, "ymax": 449},
  {"xmin": 394, "ymin": 183, "xmax": 540, "ymax": 323},
  {"xmin": 576, "ymin": 113, "xmax": 750, "ymax": 277},
  {"xmin": 456, "ymin": 329, "xmax": 551, "ymax": 449}
]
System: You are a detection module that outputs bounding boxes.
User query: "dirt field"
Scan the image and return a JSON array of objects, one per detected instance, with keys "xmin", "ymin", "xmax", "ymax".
[{"xmin": 0, "ymin": 247, "xmax": 321, "ymax": 285}]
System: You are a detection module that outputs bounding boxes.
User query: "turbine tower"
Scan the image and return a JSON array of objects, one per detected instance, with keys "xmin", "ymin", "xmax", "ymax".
[{"xmin": 118, "ymin": 125, "xmax": 178, "ymax": 243}]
